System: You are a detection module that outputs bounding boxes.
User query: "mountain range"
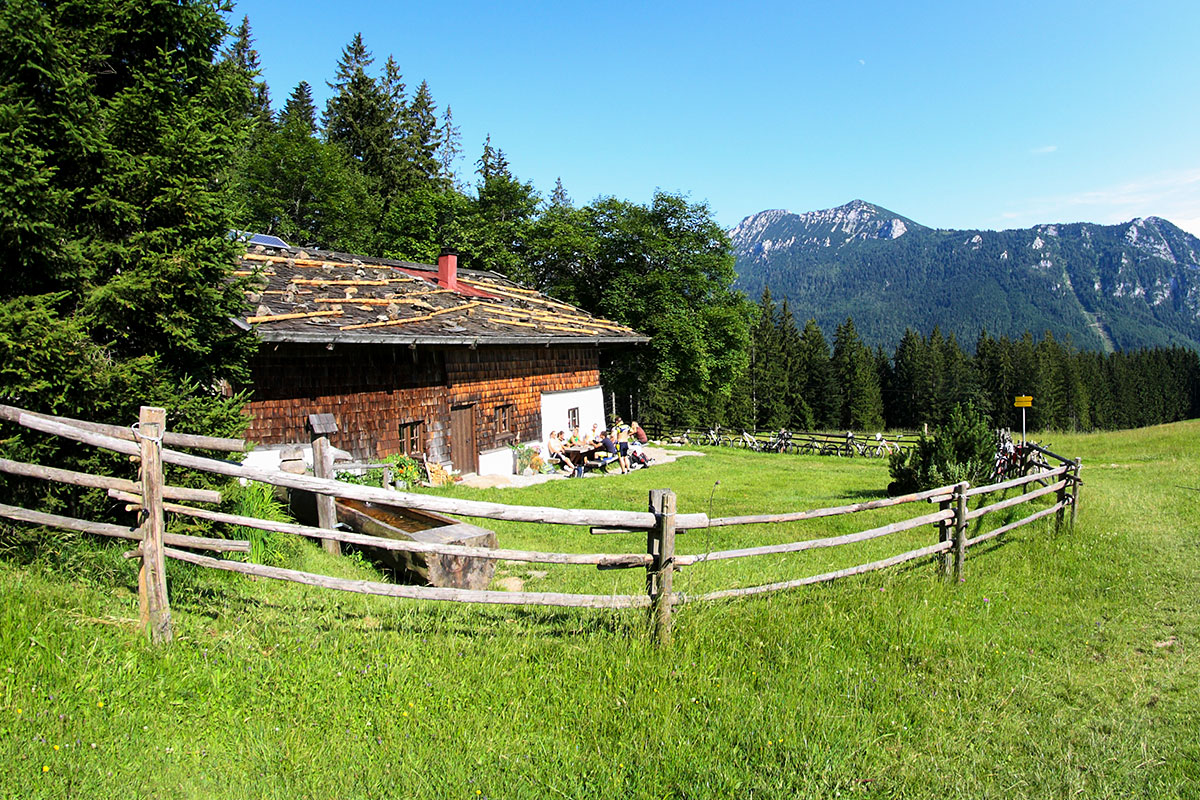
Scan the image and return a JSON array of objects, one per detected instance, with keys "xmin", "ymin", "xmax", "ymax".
[{"xmin": 729, "ymin": 200, "xmax": 1200, "ymax": 352}]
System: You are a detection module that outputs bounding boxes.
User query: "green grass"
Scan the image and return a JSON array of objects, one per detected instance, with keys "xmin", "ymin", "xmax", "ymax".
[{"xmin": 2, "ymin": 423, "xmax": 1199, "ymax": 798}]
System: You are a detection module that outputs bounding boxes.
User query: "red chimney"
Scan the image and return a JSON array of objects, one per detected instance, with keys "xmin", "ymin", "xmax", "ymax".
[{"xmin": 437, "ymin": 249, "xmax": 458, "ymax": 291}]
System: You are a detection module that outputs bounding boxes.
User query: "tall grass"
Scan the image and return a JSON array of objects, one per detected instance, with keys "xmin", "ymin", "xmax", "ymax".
[{"xmin": 2, "ymin": 423, "xmax": 1198, "ymax": 798}]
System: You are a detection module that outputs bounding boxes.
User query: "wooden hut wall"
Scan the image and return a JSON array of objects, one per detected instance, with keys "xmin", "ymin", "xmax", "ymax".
[{"xmin": 243, "ymin": 344, "xmax": 600, "ymax": 463}]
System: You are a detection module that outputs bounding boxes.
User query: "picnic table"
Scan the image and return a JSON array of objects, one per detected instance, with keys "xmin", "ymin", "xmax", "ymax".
[{"xmin": 564, "ymin": 443, "xmax": 619, "ymax": 476}]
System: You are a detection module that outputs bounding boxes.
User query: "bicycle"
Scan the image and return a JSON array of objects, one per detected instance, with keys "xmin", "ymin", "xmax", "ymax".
[
  {"xmin": 764, "ymin": 429, "xmax": 792, "ymax": 453},
  {"xmin": 740, "ymin": 431, "xmax": 763, "ymax": 452}
]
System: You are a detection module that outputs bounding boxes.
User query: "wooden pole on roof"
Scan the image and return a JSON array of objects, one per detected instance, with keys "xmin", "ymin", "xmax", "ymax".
[{"xmin": 137, "ymin": 406, "xmax": 173, "ymax": 643}]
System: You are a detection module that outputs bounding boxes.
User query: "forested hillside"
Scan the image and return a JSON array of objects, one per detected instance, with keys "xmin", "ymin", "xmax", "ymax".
[
  {"xmin": 733, "ymin": 291, "xmax": 1200, "ymax": 434},
  {"xmin": 732, "ymin": 201, "xmax": 1200, "ymax": 352}
]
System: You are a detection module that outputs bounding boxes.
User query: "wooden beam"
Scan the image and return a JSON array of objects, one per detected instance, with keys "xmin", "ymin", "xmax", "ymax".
[
  {"xmin": 457, "ymin": 278, "xmax": 541, "ymax": 295},
  {"xmin": 965, "ymin": 502, "xmax": 1063, "ymax": 548},
  {"xmin": 487, "ymin": 317, "xmax": 538, "ymax": 327},
  {"xmin": 0, "ymin": 403, "xmax": 246, "ymax": 452},
  {"xmin": 707, "ymin": 483, "xmax": 962, "ymax": 527},
  {"xmin": 0, "ymin": 457, "xmax": 221, "ymax": 503},
  {"xmin": 246, "ymin": 310, "xmax": 343, "ymax": 324},
  {"xmin": 313, "ymin": 293, "xmax": 450, "ymax": 305},
  {"xmin": 679, "ymin": 541, "xmax": 953, "ymax": 603},
  {"xmin": 0, "ymin": 502, "xmax": 248, "ymax": 552},
  {"xmin": 339, "ymin": 302, "xmax": 480, "ymax": 331},
  {"xmin": 965, "ymin": 480, "xmax": 1067, "ymax": 521},
  {"xmin": 544, "ymin": 324, "xmax": 600, "ymax": 335},
  {"xmin": 163, "ymin": 547, "xmax": 651, "ymax": 608},
  {"xmin": 675, "ymin": 507, "xmax": 955, "ymax": 566},
  {"xmin": 113, "ymin": 495, "xmax": 652, "ymax": 568},
  {"xmin": 137, "ymin": 406, "xmax": 172, "ymax": 644},
  {"xmin": 311, "ymin": 434, "xmax": 340, "ymax": 557},
  {"xmin": 963, "ymin": 465, "xmax": 1071, "ymax": 497},
  {"xmin": 647, "ymin": 489, "xmax": 676, "ymax": 646},
  {"xmin": 290, "ymin": 279, "xmax": 391, "ymax": 286}
]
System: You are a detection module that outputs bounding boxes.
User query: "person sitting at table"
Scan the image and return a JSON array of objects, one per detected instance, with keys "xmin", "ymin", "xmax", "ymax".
[
  {"xmin": 568, "ymin": 426, "xmax": 582, "ymax": 445},
  {"xmin": 587, "ymin": 423, "xmax": 602, "ymax": 445},
  {"xmin": 591, "ymin": 429, "xmax": 619, "ymax": 471},
  {"xmin": 546, "ymin": 431, "xmax": 572, "ymax": 473}
]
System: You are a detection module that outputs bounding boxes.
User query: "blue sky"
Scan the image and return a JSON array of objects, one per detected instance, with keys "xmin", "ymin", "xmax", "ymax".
[{"xmin": 232, "ymin": 0, "xmax": 1200, "ymax": 235}]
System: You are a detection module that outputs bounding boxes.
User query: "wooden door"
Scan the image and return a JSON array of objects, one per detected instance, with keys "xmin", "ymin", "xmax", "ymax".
[{"xmin": 450, "ymin": 404, "xmax": 478, "ymax": 474}]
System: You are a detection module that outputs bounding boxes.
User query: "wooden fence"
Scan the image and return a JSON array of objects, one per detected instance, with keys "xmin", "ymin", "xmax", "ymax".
[
  {"xmin": 0, "ymin": 403, "xmax": 1081, "ymax": 645},
  {"xmin": 645, "ymin": 424, "xmax": 922, "ymax": 457}
]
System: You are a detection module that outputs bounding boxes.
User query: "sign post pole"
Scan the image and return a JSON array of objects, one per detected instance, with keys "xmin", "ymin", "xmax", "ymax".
[{"xmin": 1013, "ymin": 396, "xmax": 1033, "ymax": 447}]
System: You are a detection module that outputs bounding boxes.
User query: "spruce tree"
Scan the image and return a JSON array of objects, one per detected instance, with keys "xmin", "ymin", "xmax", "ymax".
[
  {"xmin": 403, "ymin": 80, "xmax": 442, "ymax": 186},
  {"xmin": 0, "ymin": 0, "xmax": 256, "ymax": 515},
  {"xmin": 778, "ymin": 301, "xmax": 813, "ymax": 429},
  {"xmin": 324, "ymin": 34, "xmax": 402, "ymax": 202},
  {"xmin": 796, "ymin": 318, "xmax": 837, "ymax": 428},
  {"xmin": 832, "ymin": 318, "xmax": 884, "ymax": 430}
]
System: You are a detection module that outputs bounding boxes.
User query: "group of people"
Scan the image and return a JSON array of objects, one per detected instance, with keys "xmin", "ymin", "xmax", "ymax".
[{"xmin": 545, "ymin": 418, "xmax": 652, "ymax": 477}]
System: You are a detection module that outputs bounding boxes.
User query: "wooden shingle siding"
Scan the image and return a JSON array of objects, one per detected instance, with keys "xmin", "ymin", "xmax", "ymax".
[{"xmin": 243, "ymin": 344, "xmax": 600, "ymax": 464}]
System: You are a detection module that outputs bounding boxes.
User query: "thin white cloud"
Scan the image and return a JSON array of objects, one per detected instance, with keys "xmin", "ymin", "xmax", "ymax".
[
  {"xmin": 1030, "ymin": 145, "xmax": 1058, "ymax": 155},
  {"xmin": 858, "ymin": 59, "xmax": 866, "ymax": 66},
  {"xmin": 1001, "ymin": 167, "xmax": 1200, "ymax": 236}
]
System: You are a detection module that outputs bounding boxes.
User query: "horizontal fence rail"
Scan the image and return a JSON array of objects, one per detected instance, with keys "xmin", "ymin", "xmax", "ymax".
[
  {"xmin": 0, "ymin": 403, "xmax": 246, "ymax": 453},
  {"xmin": 680, "ymin": 540, "xmax": 955, "ymax": 603},
  {"xmin": 164, "ymin": 547, "xmax": 651, "ymax": 609},
  {"xmin": 0, "ymin": 402, "xmax": 1083, "ymax": 645}
]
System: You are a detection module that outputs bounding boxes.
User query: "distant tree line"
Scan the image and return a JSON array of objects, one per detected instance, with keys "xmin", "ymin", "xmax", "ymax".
[{"xmin": 727, "ymin": 290, "xmax": 1200, "ymax": 434}]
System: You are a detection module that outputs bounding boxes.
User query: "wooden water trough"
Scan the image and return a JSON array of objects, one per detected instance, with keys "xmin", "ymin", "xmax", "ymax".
[{"xmin": 290, "ymin": 491, "xmax": 497, "ymax": 590}]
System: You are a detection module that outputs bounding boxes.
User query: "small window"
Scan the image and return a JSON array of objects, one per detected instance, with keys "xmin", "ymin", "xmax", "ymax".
[
  {"xmin": 567, "ymin": 407, "xmax": 580, "ymax": 430},
  {"xmin": 399, "ymin": 420, "xmax": 425, "ymax": 457},
  {"xmin": 496, "ymin": 404, "xmax": 515, "ymax": 435}
]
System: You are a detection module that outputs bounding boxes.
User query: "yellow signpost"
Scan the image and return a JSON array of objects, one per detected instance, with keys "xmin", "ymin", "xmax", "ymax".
[{"xmin": 1014, "ymin": 395, "xmax": 1032, "ymax": 444}]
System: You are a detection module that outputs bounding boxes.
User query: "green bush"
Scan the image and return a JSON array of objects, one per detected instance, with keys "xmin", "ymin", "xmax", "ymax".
[
  {"xmin": 887, "ymin": 403, "xmax": 993, "ymax": 493},
  {"xmin": 335, "ymin": 453, "xmax": 424, "ymax": 489}
]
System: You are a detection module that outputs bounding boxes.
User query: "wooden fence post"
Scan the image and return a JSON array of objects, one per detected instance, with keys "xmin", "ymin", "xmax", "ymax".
[
  {"xmin": 1054, "ymin": 466, "xmax": 1069, "ymax": 533},
  {"xmin": 646, "ymin": 489, "xmax": 676, "ymax": 645},
  {"xmin": 137, "ymin": 406, "xmax": 173, "ymax": 644},
  {"xmin": 952, "ymin": 481, "xmax": 969, "ymax": 583},
  {"xmin": 938, "ymin": 498, "xmax": 953, "ymax": 578},
  {"xmin": 1069, "ymin": 457, "xmax": 1082, "ymax": 530},
  {"xmin": 308, "ymin": 414, "xmax": 341, "ymax": 556}
]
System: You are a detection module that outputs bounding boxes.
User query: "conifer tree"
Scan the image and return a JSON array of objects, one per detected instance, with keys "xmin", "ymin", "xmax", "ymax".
[
  {"xmin": 0, "ymin": 0, "xmax": 256, "ymax": 515},
  {"xmin": 324, "ymin": 34, "xmax": 401, "ymax": 200},
  {"xmin": 279, "ymin": 81, "xmax": 317, "ymax": 134},
  {"xmin": 832, "ymin": 318, "xmax": 884, "ymax": 430},
  {"xmin": 749, "ymin": 289, "xmax": 788, "ymax": 429},
  {"xmin": 796, "ymin": 318, "xmax": 837, "ymax": 428},
  {"xmin": 778, "ymin": 301, "xmax": 813, "ymax": 429},
  {"xmin": 224, "ymin": 16, "xmax": 272, "ymax": 126},
  {"xmin": 403, "ymin": 80, "xmax": 442, "ymax": 186},
  {"xmin": 437, "ymin": 105, "xmax": 462, "ymax": 188},
  {"xmin": 468, "ymin": 137, "xmax": 538, "ymax": 283}
]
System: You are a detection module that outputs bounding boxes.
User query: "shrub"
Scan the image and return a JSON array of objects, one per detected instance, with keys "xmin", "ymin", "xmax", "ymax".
[
  {"xmin": 336, "ymin": 453, "xmax": 424, "ymax": 489},
  {"xmin": 888, "ymin": 404, "xmax": 993, "ymax": 494}
]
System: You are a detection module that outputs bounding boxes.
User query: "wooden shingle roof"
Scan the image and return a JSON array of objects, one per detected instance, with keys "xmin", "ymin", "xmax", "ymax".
[{"xmin": 234, "ymin": 245, "xmax": 648, "ymax": 347}]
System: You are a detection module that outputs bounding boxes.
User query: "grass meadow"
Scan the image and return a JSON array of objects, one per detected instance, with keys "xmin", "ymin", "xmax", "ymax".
[{"xmin": 2, "ymin": 421, "xmax": 1198, "ymax": 798}]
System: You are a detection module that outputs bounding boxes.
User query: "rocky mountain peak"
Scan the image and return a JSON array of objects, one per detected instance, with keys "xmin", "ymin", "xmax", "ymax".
[{"xmin": 729, "ymin": 200, "xmax": 920, "ymax": 258}]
